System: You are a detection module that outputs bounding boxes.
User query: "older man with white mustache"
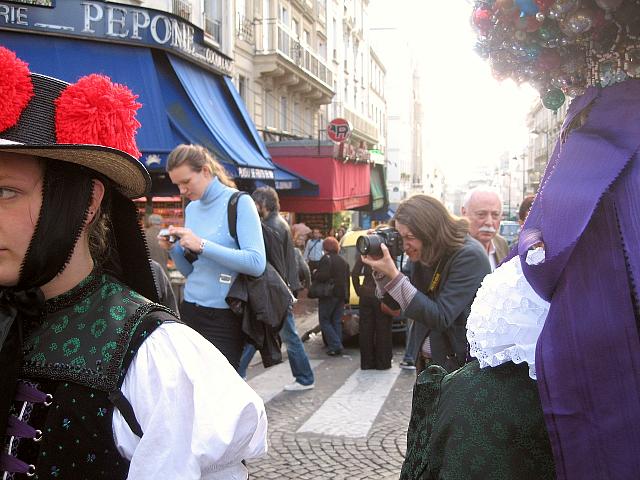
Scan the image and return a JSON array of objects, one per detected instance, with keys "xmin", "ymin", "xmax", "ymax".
[{"xmin": 461, "ymin": 186, "xmax": 509, "ymax": 271}]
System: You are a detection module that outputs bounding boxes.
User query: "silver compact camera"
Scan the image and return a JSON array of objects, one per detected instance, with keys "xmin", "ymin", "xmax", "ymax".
[{"xmin": 159, "ymin": 228, "xmax": 179, "ymax": 243}]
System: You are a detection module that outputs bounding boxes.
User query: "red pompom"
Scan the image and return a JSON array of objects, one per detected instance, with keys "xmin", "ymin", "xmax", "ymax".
[
  {"xmin": 55, "ymin": 74, "xmax": 142, "ymax": 158},
  {"xmin": 0, "ymin": 46, "xmax": 34, "ymax": 132}
]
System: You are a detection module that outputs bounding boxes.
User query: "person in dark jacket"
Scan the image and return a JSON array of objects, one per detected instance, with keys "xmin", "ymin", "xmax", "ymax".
[
  {"xmin": 150, "ymin": 259, "xmax": 179, "ymax": 314},
  {"xmin": 295, "ymin": 247, "xmax": 311, "ymax": 290},
  {"xmin": 313, "ymin": 237, "xmax": 350, "ymax": 356},
  {"xmin": 238, "ymin": 187, "xmax": 315, "ymax": 390},
  {"xmin": 362, "ymin": 195, "xmax": 490, "ymax": 373},
  {"xmin": 352, "ymin": 254, "xmax": 392, "ymax": 370}
]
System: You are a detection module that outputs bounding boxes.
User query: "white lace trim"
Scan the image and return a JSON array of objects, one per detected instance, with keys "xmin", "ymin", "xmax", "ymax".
[{"xmin": 467, "ymin": 249, "xmax": 549, "ymax": 380}]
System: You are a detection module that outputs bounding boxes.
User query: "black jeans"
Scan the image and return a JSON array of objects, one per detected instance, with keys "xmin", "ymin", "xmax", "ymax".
[
  {"xmin": 180, "ymin": 301, "xmax": 245, "ymax": 371},
  {"xmin": 358, "ymin": 297, "xmax": 393, "ymax": 370}
]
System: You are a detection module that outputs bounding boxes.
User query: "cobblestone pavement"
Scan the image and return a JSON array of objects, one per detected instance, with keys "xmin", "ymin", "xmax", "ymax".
[{"xmin": 245, "ymin": 296, "xmax": 414, "ymax": 480}]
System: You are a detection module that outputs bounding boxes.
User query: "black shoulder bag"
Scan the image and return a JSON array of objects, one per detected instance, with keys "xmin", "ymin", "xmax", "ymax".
[{"xmin": 308, "ymin": 255, "xmax": 335, "ymax": 299}]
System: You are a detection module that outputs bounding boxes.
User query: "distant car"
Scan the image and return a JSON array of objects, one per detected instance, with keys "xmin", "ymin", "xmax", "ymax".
[
  {"xmin": 499, "ymin": 221, "xmax": 520, "ymax": 246},
  {"xmin": 338, "ymin": 230, "xmax": 407, "ymax": 342}
]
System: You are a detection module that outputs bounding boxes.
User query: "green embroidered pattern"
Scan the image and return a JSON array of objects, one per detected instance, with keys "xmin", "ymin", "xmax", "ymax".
[{"xmin": 21, "ymin": 273, "xmax": 162, "ymax": 392}]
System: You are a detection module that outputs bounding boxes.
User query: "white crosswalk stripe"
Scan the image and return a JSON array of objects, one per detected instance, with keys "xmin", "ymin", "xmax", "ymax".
[
  {"xmin": 247, "ymin": 360, "xmax": 323, "ymax": 403},
  {"xmin": 296, "ymin": 366, "xmax": 402, "ymax": 438}
]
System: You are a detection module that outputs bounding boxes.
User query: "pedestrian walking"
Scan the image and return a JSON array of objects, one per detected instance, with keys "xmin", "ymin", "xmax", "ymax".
[
  {"xmin": 238, "ymin": 187, "xmax": 315, "ymax": 391},
  {"xmin": 160, "ymin": 144, "xmax": 266, "ymax": 370},
  {"xmin": 0, "ymin": 49, "xmax": 266, "ymax": 479},
  {"xmin": 303, "ymin": 228, "xmax": 324, "ymax": 273},
  {"xmin": 312, "ymin": 237, "xmax": 350, "ymax": 356}
]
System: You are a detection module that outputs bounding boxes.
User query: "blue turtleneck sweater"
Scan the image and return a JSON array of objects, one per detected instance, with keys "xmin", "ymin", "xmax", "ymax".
[{"xmin": 169, "ymin": 178, "xmax": 266, "ymax": 308}]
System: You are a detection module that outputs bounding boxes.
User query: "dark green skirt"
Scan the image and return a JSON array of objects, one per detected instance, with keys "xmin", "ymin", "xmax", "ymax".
[{"xmin": 401, "ymin": 360, "xmax": 555, "ymax": 480}]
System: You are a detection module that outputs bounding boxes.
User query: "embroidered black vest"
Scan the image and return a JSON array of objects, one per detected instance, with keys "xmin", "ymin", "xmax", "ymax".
[{"xmin": 2, "ymin": 272, "xmax": 176, "ymax": 479}]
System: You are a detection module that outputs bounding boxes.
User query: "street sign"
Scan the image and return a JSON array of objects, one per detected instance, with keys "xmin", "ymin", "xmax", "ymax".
[{"xmin": 327, "ymin": 118, "xmax": 352, "ymax": 143}]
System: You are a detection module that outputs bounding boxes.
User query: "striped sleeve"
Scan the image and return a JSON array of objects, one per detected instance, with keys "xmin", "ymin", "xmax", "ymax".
[{"xmin": 384, "ymin": 273, "xmax": 418, "ymax": 311}]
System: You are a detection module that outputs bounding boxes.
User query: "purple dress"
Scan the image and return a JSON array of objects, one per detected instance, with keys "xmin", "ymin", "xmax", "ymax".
[{"xmin": 519, "ymin": 79, "xmax": 640, "ymax": 479}]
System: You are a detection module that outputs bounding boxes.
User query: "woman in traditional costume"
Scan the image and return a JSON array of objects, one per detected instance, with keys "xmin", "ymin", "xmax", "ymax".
[
  {"xmin": 401, "ymin": 1, "xmax": 640, "ymax": 478},
  {"xmin": 0, "ymin": 47, "xmax": 267, "ymax": 479}
]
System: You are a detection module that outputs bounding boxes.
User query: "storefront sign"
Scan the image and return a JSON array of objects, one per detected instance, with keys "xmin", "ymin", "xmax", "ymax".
[
  {"xmin": 237, "ymin": 167, "xmax": 274, "ymax": 180},
  {"xmin": 0, "ymin": 0, "xmax": 233, "ymax": 76},
  {"xmin": 327, "ymin": 118, "xmax": 351, "ymax": 143}
]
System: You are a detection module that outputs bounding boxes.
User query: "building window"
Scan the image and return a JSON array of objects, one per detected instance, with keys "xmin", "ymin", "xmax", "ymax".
[
  {"xmin": 293, "ymin": 102, "xmax": 301, "ymax": 135},
  {"xmin": 238, "ymin": 75, "xmax": 247, "ymax": 102},
  {"xmin": 292, "ymin": 18, "xmax": 299, "ymax": 37},
  {"xmin": 318, "ymin": 37, "xmax": 326, "ymax": 60},
  {"xmin": 280, "ymin": 96, "xmax": 288, "ymax": 131},
  {"xmin": 279, "ymin": 5, "xmax": 289, "ymax": 25},
  {"xmin": 303, "ymin": 29, "xmax": 310, "ymax": 46},
  {"xmin": 305, "ymin": 108, "xmax": 313, "ymax": 134},
  {"xmin": 265, "ymin": 92, "xmax": 276, "ymax": 128},
  {"xmin": 204, "ymin": 0, "xmax": 223, "ymax": 44}
]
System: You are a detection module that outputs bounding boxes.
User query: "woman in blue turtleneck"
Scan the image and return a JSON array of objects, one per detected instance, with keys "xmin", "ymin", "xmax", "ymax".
[{"xmin": 159, "ymin": 144, "xmax": 266, "ymax": 370}]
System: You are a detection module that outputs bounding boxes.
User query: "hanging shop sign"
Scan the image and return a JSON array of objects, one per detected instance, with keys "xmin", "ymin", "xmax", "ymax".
[
  {"xmin": 327, "ymin": 118, "xmax": 352, "ymax": 143},
  {"xmin": 0, "ymin": 0, "xmax": 233, "ymax": 76}
]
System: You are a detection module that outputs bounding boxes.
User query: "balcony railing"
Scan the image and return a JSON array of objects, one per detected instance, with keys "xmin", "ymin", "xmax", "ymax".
[
  {"xmin": 255, "ymin": 19, "xmax": 333, "ymax": 88},
  {"xmin": 204, "ymin": 14, "xmax": 222, "ymax": 45},
  {"xmin": 343, "ymin": 105, "xmax": 379, "ymax": 143},
  {"xmin": 172, "ymin": 0, "xmax": 191, "ymax": 21},
  {"xmin": 236, "ymin": 14, "xmax": 254, "ymax": 43}
]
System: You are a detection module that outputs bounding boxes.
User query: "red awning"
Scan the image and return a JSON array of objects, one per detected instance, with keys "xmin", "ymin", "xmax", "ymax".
[{"xmin": 271, "ymin": 145, "xmax": 370, "ymax": 213}]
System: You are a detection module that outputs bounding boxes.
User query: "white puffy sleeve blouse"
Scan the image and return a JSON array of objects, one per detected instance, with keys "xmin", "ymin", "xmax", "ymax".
[{"xmin": 111, "ymin": 322, "xmax": 268, "ymax": 479}]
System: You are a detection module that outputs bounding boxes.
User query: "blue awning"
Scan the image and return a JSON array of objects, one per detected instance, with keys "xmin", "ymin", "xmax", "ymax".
[
  {"xmin": 0, "ymin": 31, "xmax": 319, "ymax": 193},
  {"xmin": 0, "ymin": 32, "xmax": 176, "ymax": 166},
  {"xmin": 168, "ymin": 54, "xmax": 274, "ymax": 178}
]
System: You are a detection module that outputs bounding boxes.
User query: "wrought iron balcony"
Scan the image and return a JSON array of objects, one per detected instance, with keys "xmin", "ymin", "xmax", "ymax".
[
  {"xmin": 255, "ymin": 19, "xmax": 333, "ymax": 90},
  {"xmin": 236, "ymin": 14, "xmax": 254, "ymax": 44},
  {"xmin": 343, "ymin": 105, "xmax": 379, "ymax": 145},
  {"xmin": 172, "ymin": 0, "xmax": 191, "ymax": 21}
]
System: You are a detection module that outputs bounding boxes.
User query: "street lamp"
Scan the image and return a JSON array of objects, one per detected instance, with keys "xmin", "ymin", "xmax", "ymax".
[{"xmin": 501, "ymin": 171, "xmax": 512, "ymax": 220}]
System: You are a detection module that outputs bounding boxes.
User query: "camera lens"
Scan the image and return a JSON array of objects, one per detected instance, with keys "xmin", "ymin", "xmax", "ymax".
[
  {"xmin": 356, "ymin": 234, "xmax": 383, "ymax": 256},
  {"xmin": 356, "ymin": 236, "xmax": 371, "ymax": 255}
]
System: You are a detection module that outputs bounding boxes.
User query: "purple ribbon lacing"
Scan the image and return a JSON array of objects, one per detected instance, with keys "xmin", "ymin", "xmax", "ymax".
[{"xmin": 0, "ymin": 383, "xmax": 51, "ymax": 476}]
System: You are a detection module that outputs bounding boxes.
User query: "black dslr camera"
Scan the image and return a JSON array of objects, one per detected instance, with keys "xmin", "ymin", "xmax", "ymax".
[{"xmin": 356, "ymin": 226, "xmax": 403, "ymax": 258}]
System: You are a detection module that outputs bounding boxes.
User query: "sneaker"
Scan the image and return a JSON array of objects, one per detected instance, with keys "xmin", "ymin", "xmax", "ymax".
[
  {"xmin": 400, "ymin": 360, "xmax": 416, "ymax": 370},
  {"xmin": 284, "ymin": 381, "xmax": 315, "ymax": 391},
  {"xmin": 326, "ymin": 349, "xmax": 342, "ymax": 356}
]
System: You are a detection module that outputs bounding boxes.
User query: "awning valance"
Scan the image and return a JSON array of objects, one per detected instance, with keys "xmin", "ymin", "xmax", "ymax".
[{"xmin": 270, "ymin": 145, "xmax": 370, "ymax": 213}]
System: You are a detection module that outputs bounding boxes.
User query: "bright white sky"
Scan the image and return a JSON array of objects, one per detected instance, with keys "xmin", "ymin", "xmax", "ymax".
[{"xmin": 370, "ymin": 0, "xmax": 538, "ymax": 186}]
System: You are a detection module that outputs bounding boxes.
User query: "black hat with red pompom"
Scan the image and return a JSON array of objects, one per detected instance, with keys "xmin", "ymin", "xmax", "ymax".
[
  {"xmin": 0, "ymin": 46, "xmax": 150, "ymax": 198},
  {"xmin": 0, "ymin": 45, "xmax": 159, "ymax": 305}
]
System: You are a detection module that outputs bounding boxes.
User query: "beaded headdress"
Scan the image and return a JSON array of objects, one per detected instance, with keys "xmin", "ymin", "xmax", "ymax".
[{"xmin": 472, "ymin": 0, "xmax": 640, "ymax": 109}]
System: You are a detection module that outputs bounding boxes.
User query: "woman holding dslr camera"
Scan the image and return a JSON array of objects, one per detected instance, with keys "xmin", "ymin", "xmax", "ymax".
[
  {"xmin": 361, "ymin": 195, "xmax": 490, "ymax": 373},
  {"xmin": 159, "ymin": 144, "xmax": 266, "ymax": 370}
]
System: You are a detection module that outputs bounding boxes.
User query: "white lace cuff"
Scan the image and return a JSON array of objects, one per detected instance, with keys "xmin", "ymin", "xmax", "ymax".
[{"xmin": 466, "ymin": 249, "xmax": 549, "ymax": 380}]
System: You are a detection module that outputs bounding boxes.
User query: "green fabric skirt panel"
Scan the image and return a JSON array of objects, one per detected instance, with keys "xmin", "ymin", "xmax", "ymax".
[{"xmin": 401, "ymin": 360, "xmax": 555, "ymax": 480}]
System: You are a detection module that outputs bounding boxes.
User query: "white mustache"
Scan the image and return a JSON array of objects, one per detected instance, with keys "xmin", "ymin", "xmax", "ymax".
[{"xmin": 478, "ymin": 226, "xmax": 496, "ymax": 233}]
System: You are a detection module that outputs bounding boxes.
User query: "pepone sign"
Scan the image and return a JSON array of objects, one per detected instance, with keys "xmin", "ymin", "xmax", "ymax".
[{"xmin": 327, "ymin": 118, "xmax": 351, "ymax": 143}]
